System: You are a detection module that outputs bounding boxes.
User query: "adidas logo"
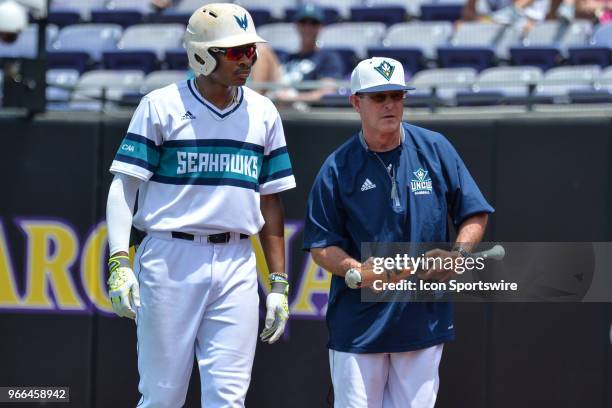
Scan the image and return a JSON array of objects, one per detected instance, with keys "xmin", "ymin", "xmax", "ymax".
[
  {"xmin": 181, "ymin": 110, "xmax": 196, "ymax": 120},
  {"xmin": 361, "ymin": 178, "xmax": 376, "ymax": 192}
]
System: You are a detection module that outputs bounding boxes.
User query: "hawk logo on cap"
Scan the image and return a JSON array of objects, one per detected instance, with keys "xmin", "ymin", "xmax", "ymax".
[
  {"xmin": 374, "ymin": 60, "xmax": 395, "ymax": 81},
  {"xmin": 234, "ymin": 14, "xmax": 248, "ymax": 30}
]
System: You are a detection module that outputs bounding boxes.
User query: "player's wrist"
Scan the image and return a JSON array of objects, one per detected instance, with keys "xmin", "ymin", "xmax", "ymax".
[
  {"xmin": 108, "ymin": 254, "xmax": 131, "ymax": 273},
  {"xmin": 269, "ymin": 272, "xmax": 289, "ymax": 295}
]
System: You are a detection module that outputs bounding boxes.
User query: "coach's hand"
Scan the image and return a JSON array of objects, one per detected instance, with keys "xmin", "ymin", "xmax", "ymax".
[
  {"xmin": 418, "ymin": 249, "xmax": 460, "ymax": 282},
  {"xmin": 260, "ymin": 274, "xmax": 289, "ymax": 344},
  {"xmin": 107, "ymin": 254, "xmax": 140, "ymax": 319}
]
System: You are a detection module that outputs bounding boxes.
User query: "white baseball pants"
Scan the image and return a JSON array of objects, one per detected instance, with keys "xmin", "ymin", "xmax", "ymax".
[
  {"xmin": 133, "ymin": 232, "xmax": 259, "ymax": 408},
  {"xmin": 329, "ymin": 345, "xmax": 443, "ymax": 408}
]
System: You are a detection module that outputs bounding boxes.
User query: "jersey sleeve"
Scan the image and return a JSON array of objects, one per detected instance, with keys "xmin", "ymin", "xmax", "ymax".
[
  {"xmin": 437, "ymin": 138, "xmax": 495, "ymax": 226},
  {"xmin": 303, "ymin": 163, "xmax": 348, "ymax": 251},
  {"xmin": 109, "ymin": 96, "xmax": 163, "ymax": 181},
  {"xmin": 258, "ymin": 108, "xmax": 296, "ymax": 195}
]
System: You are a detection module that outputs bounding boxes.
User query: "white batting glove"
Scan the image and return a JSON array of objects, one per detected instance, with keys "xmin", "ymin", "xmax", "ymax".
[
  {"xmin": 107, "ymin": 255, "xmax": 140, "ymax": 319},
  {"xmin": 260, "ymin": 274, "xmax": 289, "ymax": 344}
]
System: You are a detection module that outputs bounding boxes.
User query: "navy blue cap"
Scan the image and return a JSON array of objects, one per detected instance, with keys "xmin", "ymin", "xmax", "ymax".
[{"xmin": 294, "ymin": 3, "xmax": 325, "ymax": 23}]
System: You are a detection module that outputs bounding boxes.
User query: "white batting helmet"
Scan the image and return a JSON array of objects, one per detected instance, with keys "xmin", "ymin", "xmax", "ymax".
[{"xmin": 184, "ymin": 3, "xmax": 266, "ymax": 76}]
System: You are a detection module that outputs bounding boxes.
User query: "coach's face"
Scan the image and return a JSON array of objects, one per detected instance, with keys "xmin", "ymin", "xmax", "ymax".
[
  {"xmin": 350, "ymin": 91, "xmax": 405, "ymax": 135},
  {"xmin": 210, "ymin": 43, "xmax": 257, "ymax": 86}
]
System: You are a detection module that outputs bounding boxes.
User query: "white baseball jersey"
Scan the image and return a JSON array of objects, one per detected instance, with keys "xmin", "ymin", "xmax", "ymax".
[{"xmin": 110, "ymin": 79, "xmax": 296, "ymax": 236}]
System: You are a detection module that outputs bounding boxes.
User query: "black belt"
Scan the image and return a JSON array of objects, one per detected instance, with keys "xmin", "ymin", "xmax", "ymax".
[{"xmin": 171, "ymin": 231, "xmax": 249, "ymax": 244}]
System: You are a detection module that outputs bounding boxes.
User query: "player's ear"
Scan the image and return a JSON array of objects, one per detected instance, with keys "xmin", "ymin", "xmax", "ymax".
[{"xmin": 349, "ymin": 94, "xmax": 360, "ymax": 112}]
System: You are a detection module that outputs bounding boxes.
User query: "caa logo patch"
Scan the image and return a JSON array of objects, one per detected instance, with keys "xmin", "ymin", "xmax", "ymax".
[
  {"xmin": 410, "ymin": 168, "xmax": 432, "ymax": 195},
  {"xmin": 121, "ymin": 143, "xmax": 135, "ymax": 152}
]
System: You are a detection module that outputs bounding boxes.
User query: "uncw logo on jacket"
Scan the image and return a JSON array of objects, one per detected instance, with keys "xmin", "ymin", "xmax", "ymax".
[
  {"xmin": 374, "ymin": 60, "xmax": 395, "ymax": 81},
  {"xmin": 234, "ymin": 14, "xmax": 248, "ymax": 30}
]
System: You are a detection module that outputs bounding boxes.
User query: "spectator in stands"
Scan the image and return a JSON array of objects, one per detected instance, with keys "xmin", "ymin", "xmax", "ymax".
[
  {"xmin": 150, "ymin": 0, "xmax": 175, "ymax": 12},
  {"xmin": 275, "ymin": 3, "xmax": 344, "ymax": 103},
  {"xmin": 552, "ymin": 0, "xmax": 612, "ymax": 23},
  {"xmin": 460, "ymin": 0, "xmax": 552, "ymax": 32},
  {"xmin": 0, "ymin": 0, "xmax": 28, "ymax": 43}
]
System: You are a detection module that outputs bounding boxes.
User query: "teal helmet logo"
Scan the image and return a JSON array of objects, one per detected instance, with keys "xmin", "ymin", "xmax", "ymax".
[
  {"xmin": 374, "ymin": 60, "xmax": 395, "ymax": 81},
  {"xmin": 234, "ymin": 14, "xmax": 248, "ymax": 30}
]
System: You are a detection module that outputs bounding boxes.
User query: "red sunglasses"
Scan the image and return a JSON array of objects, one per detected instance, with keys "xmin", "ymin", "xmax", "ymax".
[{"xmin": 211, "ymin": 44, "xmax": 257, "ymax": 61}]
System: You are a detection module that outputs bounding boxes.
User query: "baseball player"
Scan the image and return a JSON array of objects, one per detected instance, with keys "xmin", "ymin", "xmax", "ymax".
[
  {"xmin": 303, "ymin": 57, "xmax": 494, "ymax": 407},
  {"xmin": 105, "ymin": 4, "xmax": 295, "ymax": 407}
]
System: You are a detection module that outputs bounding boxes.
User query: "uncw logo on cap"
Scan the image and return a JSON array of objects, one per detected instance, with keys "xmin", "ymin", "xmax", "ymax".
[
  {"xmin": 234, "ymin": 14, "xmax": 248, "ymax": 30},
  {"xmin": 374, "ymin": 60, "xmax": 395, "ymax": 81}
]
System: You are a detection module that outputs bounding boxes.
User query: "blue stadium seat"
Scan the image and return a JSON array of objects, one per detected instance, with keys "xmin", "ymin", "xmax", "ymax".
[
  {"xmin": 91, "ymin": 10, "xmax": 144, "ymax": 27},
  {"xmin": 48, "ymin": 11, "xmax": 81, "ymax": 27},
  {"xmin": 568, "ymin": 23, "xmax": 612, "ymax": 68},
  {"xmin": 50, "ymin": 0, "xmax": 106, "ymax": 20},
  {"xmin": 367, "ymin": 47, "xmax": 424, "ymax": 76},
  {"xmin": 350, "ymin": 6, "xmax": 407, "ymax": 26},
  {"xmin": 258, "ymin": 23, "xmax": 300, "ymax": 54},
  {"xmin": 48, "ymin": 24, "xmax": 122, "ymax": 72},
  {"xmin": 456, "ymin": 66, "xmax": 542, "ymax": 105},
  {"xmin": 319, "ymin": 22, "xmax": 386, "ymax": 59},
  {"xmin": 46, "ymin": 69, "xmax": 80, "ymax": 103},
  {"xmin": 247, "ymin": 8, "xmax": 273, "ymax": 27},
  {"xmin": 235, "ymin": 0, "xmax": 297, "ymax": 20},
  {"xmin": 534, "ymin": 65, "xmax": 600, "ymax": 103},
  {"xmin": 0, "ymin": 24, "xmax": 58, "ymax": 58},
  {"xmin": 316, "ymin": 0, "xmax": 362, "ymax": 20},
  {"xmin": 420, "ymin": 3, "xmax": 463, "ymax": 21},
  {"xmin": 91, "ymin": 0, "xmax": 155, "ymax": 27},
  {"xmin": 510, "ymin": 21, "xmax": 564, "ymax": 70},
  {"xmin": 103, "ymin": 24, "xmax": 183, "ymax": 73},
  {"xmin": 437, "ymin": 47, "xmax": 495, "ymax": 71},
  {"xmin": 71, "ymin": 69, "xmax": 145, "ymax": 110},
  {"xmin": 382, "ymin": 21, "xmax": 453, "ymax": 61},
  {"xmin": 165, "ymin": 48, "xmax": 189, "ymax": 70},
  {"xmin": 410, "ymin": 67, "xmax": 477, "ymax": 105}
]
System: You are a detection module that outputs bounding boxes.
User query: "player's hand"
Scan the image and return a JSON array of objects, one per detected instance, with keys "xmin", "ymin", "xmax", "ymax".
[
  {"xmin": 260, "ymin": 274, "xmax": 289, "ymax": 344},
  {"xmin": 107, "ymin": 254, "xmax": 140, "ymax": 319},
  {"xmin": 417, "ymin": 249, "xmax": 461, "ymax": 282},
  {"xmin": 346, "ymin": 258, "xmax": 415, "ymax": 290}
]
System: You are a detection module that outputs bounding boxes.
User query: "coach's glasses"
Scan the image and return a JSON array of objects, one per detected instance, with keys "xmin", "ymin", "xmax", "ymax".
[
  {"xmin": 210, "ymin": 44, "xmax": 257, "ymax": 61},
  {"xmin": 358, "ymin": 91, "xmax": 407, "ymax": 104}
]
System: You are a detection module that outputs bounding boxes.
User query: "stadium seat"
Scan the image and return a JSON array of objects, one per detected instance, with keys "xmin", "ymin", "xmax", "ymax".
[
  {"xmin": 568, "ymin": 23, "xmax": 612, "ymax": 68},
  {"xmin": 165, "ymin": 48, "xmax": 189, "ymax": 70},
  {"xmin": 534, "ymin": 65, "xmax": 601, "ymax": 103},
  {"xmin": 141, "ymin": 70, "xmax": 187, "ymax": 94},
  {"xmin": 367, "ymin": 47, "xmax": 424, "ymax": 76},
  {"xmin": 174, "ymin": 0, "xmax": 235, "ymax": 13},
  {"xmin": 456, "ymin": 66, "xmax": 542, "ymax": 105},
  {"xmin": 510, "ymin": 21, "xmax": 563, "ymax": 70},
  {"xmin": 284, "ymin": 7, "xmax": 340, "ymax": 24},
  {"xmin": 234, "ymin": 0, "xmax": 297, "ymax": 19},
  {"xmin": 410, "ymin": 67, "xmax": 477, "ymax": 105},
  {"xmin": 50, "ymin": 0, "xmax": 106, "ymax": 20},
  {"xmin": 420, "ymin": 2, "xmax": 464, "ymax": 21},
  {"xmin": 46, "ymin": 69, "xmax": 80, "ymax": 108},
  {"xmin": 495, "ymin": 25, "xmax": 523, "ymax": 60},
  {"xmin": 48, "ymin": 11, "xmax": 81, "ymax": 27},
  {"xmin": 437, "ymin": 22, "xmax": 503, "ymax": 71},
  {"xmin": 366, "ymin": 0, "xmax": 424, "ymax": 17},
  {"xmin": 91, "ymin": 10, "xmax": 144, "ymax": 27},
  {"xmin": 319, "ymin": 22, "xmax": 386, "ymax": 59},
  {"xmin": 71, "ymin": 70, "xmax": 145, "ymax": 110},
  {"xmin": 318, "ymin": 0, "xmax": 362, "ymax": 20},
  {"xmin": 0, "ymin": 24, "xmax": 58, "ymax": 59},
  {"xmin": 247, "ymin": 9, "xmax": 272, "ymax": 26},
  {"xmin": 258, "ymin": 23, "xmax": 300, "ymax": 54},
  {"xmin": 350, "ymin": 6, "xmax": 407, "ymax": 26},
  {"xmin": 48, "ymin": 24, "xmax": 122, "ymax": 72},
  {"xmin": 381, "ymin": 21, "xmax": 453, "ymax": 60},
  {"xmin": 103, "ymin": 24, "xmax": 184, "ymax": 73}
]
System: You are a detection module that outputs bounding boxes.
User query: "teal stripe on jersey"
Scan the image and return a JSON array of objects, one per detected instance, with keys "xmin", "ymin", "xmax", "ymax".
[
  {"xmin": 260, "ymin": 151, "xmax": 292, "ymax": 182},
  {"xmin": 115, "ymin": 137, "xmax": 161, "ymax": 169},
  {"xmin": 155, "ymin": 145, "xmax": 264, "ymax": 184}
]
